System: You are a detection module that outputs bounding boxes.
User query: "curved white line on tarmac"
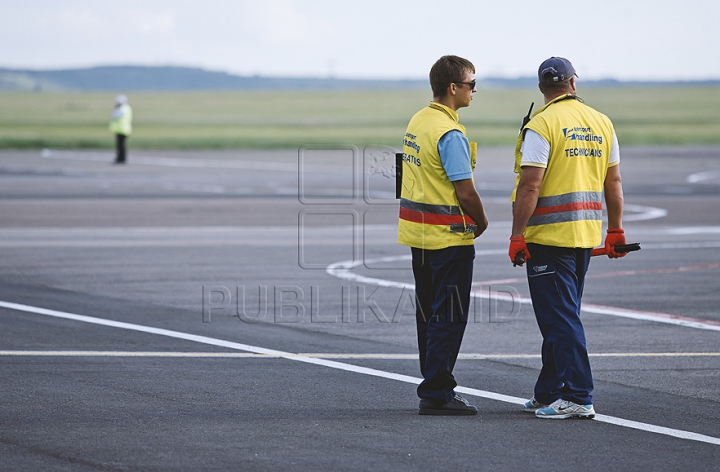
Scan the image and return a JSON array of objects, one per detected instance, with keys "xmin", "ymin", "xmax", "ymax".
[
  {"xmin": 623, "ymin": 204, "xmax": 667, "ymax": 222},
  {"xmin": 327, "ymin": 253, "xmax": 720, "ymax": 332},
  {"xmin": 1, "ymin": 300, "xmax": 718, "ymax": 447},
  {"xmin": 478, "ymin": 205, "xmax": 664, "ymax": 223},
  {"xmin": 664, "ymin": 227, "xmax": 720, "ymax": 235},
  {"xmin": 687, "ymin": 169, "xmax": 720, "ymax": 183},
  {"xmin": 643, "ymin": 241, "xmax": 720, "ymax": 249},
  {"xmin": 327, "ymin": 250, "xmax": 507, "ymax": 294}
]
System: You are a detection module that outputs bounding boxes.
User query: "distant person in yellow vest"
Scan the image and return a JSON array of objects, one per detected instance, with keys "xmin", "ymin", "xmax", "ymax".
[
  {"xmin": 109, "ymin": 94, "xmax": 132, "ymax": 164},
  {"xmin": 398, "ymin": 55, "xmax": 488, "ymax": 416},
  {"xmin": 509, "ymin": 57, "xmax": 627, "ymax": 419}
]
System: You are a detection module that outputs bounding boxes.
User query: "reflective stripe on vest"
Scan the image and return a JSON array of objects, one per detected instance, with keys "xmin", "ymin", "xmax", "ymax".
[
  {"xmin": 399, "ymin": 198, "xmax": 477, "ymax": 234},
  {"xmin": 527, "ymin": 191, "xmax": 602, "ymax": 227}
]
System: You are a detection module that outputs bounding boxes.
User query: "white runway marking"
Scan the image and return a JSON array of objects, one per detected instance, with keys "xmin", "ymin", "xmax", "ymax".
[
  {"xmin": 327, "ymin": 252, "xmax": 720, "ymax": 332},
  {"xmin": 0, "ymin": 226, "xmax": 301, "ymax": 248},
  {"xmin": 0, "ymin": 351, "xmax": 270, "ymax": 357},
  {"xmin": 1, "ymin": 300, "xmax": 719, "ymax": 447},
  {"xmin": 40, "ymin": 150, "xmax": 343, "ymax": 173},
  {"xmin": 471, "ymin": 203, "xmax": 667, "ymax": 224},
  {"xmin": 2, "ymin": 351, "xmax": 719, "ymax": 359},
  {"xmin": 665, "ymin": 226, "xmax": 720, "ymax": 235},
  {"xmin": 643, "ymin": 241, "xmax": 720, "ymax": 249},
  {"xmin": 475, "ymin": 262, "xmax": 720, "ymax": 286},
  {"xmin": 687, "ymin": 169, "xmax": 720, "ymax": 183},
  {"xmin": 622, "ymin": 204, "xmax": 668, "ymax": 222},
  {"xmin": 42, "ymin": 150, "xmax": 296, "ymax": 171}
]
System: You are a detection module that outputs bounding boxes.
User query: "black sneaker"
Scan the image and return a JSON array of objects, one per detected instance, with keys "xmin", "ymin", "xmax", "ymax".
[{"xmin": 418, "ymin": 394, "xmax": 478, "ymax": 416}]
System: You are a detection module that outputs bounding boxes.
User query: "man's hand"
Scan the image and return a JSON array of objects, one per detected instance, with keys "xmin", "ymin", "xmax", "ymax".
[
  {"xmin": 509, "ymin": 236, "xmax": 530, "ymax": 266},
  {"xmin": 604, "ymin": 228, "xmax": 627, "ymax": 259}
]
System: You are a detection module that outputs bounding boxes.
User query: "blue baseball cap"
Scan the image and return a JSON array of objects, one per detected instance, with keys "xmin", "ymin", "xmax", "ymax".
[{"xmin": 538, "ymin": 57, "xmax": 578, "ymax": 84}]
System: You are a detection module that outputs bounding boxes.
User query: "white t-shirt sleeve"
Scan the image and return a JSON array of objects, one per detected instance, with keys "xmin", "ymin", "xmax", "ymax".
[
  {"xmin": 608, "ymin": 131, "xmax": 620, "ymax": 166},
  {"xmin": 520, "ymin": 129, "xmax": 550, "ymax": 167}
]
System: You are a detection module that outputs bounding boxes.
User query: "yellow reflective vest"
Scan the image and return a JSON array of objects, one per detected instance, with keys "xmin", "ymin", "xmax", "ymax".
[
  {"xmin": 511, "ymin": 95, "xmax": 616, "ymax": 248},
  {"xmin": 109, "ymin": 104, "xmax": 133, "ymax": 136},
  {"xmin": 398, "ymin": 102, "xmax": 477, "ymax": 250}
]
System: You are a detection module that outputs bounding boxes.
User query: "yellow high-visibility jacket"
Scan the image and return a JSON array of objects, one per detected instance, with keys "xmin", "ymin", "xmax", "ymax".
[
  {"xmin": 512, "ymin": 95, "xmax": 616, "ymax": 248},
  {"xmin": 398, "ymin": 102, "xmax": 477, "ymax": 250},
  {"xmin": 109, "ymin": 104, "xmax": 133, "ymax": 136}
]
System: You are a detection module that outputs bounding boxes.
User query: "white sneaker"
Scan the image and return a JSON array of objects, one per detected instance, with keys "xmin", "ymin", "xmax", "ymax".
[
  {"xmin": 535, "ymin": 399, "xmax": 595, "ymax": 419},
  {"xmin": 523, "ymin": 396, "xmax": 548, "ymax": 413}
]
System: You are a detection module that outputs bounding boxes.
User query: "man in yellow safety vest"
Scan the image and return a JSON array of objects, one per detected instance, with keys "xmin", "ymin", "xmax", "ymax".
[
  {"xmin": 509, "ymin": 57, "xmax": 627, "ymax": 419},
  {"xmin": 398, "ymin": 55, "xmax": 488, "ymax": 416},
  {"xmin": 109, "ymin": 94, "xmax": 133, "ymax": 164}
]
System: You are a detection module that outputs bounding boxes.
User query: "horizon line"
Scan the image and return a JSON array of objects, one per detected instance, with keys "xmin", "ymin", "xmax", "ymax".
[{"xmin": 1, "ymin": 64, "xmax": 720, "ymax": 84}]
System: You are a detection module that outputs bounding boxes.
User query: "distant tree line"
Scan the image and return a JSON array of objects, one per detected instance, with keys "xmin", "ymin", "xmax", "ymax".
[{"xmin": 0, "ymin": 66, "xmax": 717, "ymax": 92}]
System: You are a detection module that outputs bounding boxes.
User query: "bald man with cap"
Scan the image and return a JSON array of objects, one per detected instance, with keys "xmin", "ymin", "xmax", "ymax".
[{"xmin": 509, "ymin": 57, "xmax": 626, "ymax": 419}]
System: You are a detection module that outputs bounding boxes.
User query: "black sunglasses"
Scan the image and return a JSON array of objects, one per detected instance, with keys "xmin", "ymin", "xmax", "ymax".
[{"xmin": 454, "ymin": 80, "xmax": 476, "ymax": 90}]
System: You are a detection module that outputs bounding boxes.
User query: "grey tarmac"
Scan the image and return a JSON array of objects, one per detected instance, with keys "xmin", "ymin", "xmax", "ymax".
[{"xmin": 0, "ymin": 147, "xmax": 719, "ymax": 471}]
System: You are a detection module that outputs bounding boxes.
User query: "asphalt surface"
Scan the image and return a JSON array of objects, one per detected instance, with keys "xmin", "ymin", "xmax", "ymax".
[{"xmin": 1, "ymin": 146, "xmax": 719, "ymax": 471}]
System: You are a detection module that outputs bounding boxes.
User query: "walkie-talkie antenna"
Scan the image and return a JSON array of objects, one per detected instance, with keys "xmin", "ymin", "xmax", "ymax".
[{"xmin": 520, "ymin": 102, "xmax": 534, "ymax": 130}]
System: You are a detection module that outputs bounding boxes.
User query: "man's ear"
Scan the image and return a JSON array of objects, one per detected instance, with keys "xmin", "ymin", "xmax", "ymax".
[
  {"xmin": 538, "ymin": 82, "xmax": 544, "ymax": 95},
  {"xmin": 569, "ymin": 76, "xmax": 577, "ymax": 93}
]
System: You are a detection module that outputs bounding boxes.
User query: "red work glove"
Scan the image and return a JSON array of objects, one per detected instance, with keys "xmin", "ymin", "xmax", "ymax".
[
  {"xmin": 509, "ymin": 236, "xmax": 531, "ymax": 266},
  {"xmin": 604, "ymin": 228, "xmax": 627, "ymax": 259}
]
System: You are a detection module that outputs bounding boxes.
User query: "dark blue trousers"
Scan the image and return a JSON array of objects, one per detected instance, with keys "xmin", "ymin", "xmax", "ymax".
[
  {"xmin": 115, "ymin": 133, "xmax": 127, "ymax": 164},
  {"xmin": 526, "ymin": 243, "xmax": 594, "ymax": 406},
  {"xmin": 412, "ymin": 245, "xmax": 475, "ymax": 403}
]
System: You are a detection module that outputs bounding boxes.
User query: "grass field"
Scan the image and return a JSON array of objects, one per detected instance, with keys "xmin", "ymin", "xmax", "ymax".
[{"xmin": 1, "ymin": 87, "xmax": 719, "ymax": 149}]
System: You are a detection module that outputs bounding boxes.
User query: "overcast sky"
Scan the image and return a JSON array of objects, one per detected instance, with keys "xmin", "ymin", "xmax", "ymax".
[{"xmin": 1, "ymin": 0, "xmax": 718, "ymax": 81}]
